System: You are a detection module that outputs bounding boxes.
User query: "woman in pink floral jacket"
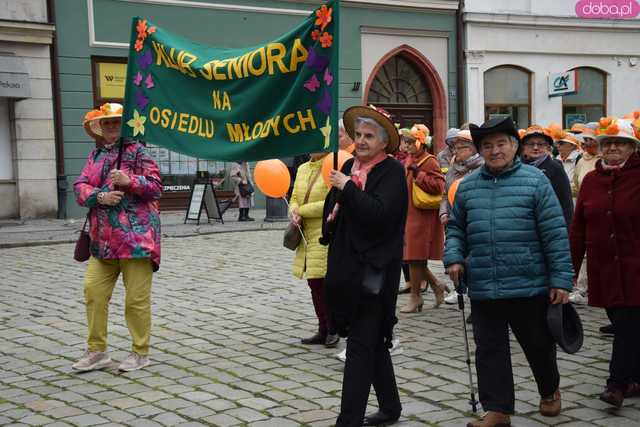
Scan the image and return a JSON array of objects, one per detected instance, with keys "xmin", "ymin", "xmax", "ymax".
[{"xmin": 72, "ymin": 103, "xmax": 162, "ymax": 373}]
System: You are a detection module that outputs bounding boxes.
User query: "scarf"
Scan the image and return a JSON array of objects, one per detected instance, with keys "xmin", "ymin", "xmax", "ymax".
[
  {"xmin": 602, "ymin": 159, "xmax": 627, "ymax": 171},
  {"xmin": 449, "ymin": 153, "xmax": 483, "ymax": 177},
  {"xmin": 327, "ymin": 151, "xmax": 388, "ymax": 222},
  {"xmin": 523, "ymin": 153, "xmax": 550, "ymax": 169}
]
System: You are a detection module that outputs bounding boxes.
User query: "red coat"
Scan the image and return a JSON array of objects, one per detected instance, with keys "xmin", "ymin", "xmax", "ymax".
[
  {"xmin": 403, "ymin": 152, "xmax": 445, "ymax": 261},
  {"xmin": 570, "ymin": 152, "xmax": 640, "ymax": 308}
]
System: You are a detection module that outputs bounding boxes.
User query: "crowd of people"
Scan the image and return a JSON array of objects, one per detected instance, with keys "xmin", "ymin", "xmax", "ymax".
[
  {"xmin": 71, "ymin": 101, "xmax": 639, "ymax": 427},
  {"xmin": 290, "ymin": 107, "xmax": 639, "ymax": 426}
]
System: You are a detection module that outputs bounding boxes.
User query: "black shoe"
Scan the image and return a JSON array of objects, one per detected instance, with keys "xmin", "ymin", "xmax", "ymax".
[
  {"xmin": 363, "ymin": 411, "xmax": 400, "ymax": 426},
  {"xmin": 244, "ymin": 215, "xmax": 255, "ymax": 221},
  {"xmin": 600, "ymin": 324, "xmax": 615, "ymax": 336},
  {"xmin": 301, "ymin": 332, "xmax": 326, "ymax": 345},
  {"xmin": 325, "ymin": 334, "xmax": 340, "ymax": 348}
]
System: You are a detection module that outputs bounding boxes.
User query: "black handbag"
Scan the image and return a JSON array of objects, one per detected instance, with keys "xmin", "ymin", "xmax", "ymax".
[
  {"xmin": 283, "ymin": 222, "xmax": 302, "ymax": 251},
  {"xmin": 73, "ymin": 214, "xmax": 91, "ymax": 262},
  {"xmin": 362, "ymin": 265, "xmax": 385, "ymax": 296},
  {"xmin": 238, "ymin": 181, "xmax": 254, "ymax": 197}
]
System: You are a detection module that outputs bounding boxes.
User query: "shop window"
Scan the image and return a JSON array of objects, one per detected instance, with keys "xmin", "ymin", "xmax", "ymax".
[
  {"xmin": 562, "ymin": 67, "xmax": 606, "ymax": 128},
  {"xmin": 484, "ymin": 65, "xmax": 531, "ymax": 129},
  {"xmin": 0, "ymin": 98, "xmax": 13, "ymax": 180}
]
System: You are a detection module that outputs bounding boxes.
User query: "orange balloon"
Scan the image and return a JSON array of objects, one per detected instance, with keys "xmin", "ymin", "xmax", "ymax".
[
  {"xmin": 322, "ymin": 150, "xmax": 354, "ymax": 187},
  {"xmin": 448, "ymin": 178, "xmax": 462, "ymax": 206},
  {"xmin": 254, "ymin": 159, "xmax": 291, "ymax": 198}
]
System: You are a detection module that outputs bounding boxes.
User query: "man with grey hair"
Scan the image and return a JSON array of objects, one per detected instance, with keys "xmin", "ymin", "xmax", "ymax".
[{"xmin": 444, "ymin": 117, "xmax": 574, "ymax": 427}]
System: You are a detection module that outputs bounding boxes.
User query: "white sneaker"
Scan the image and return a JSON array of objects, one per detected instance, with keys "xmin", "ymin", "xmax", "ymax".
[
  {"xmin": 72, "ymin": 351, "xmax": 112, "ymax": 371},
  {"xmin": 335, "ymin": 338, "xmax": 402, "ymax": 363},
  {"xmin": 569, "ymin": 291, "xmax": 587, "ymax": 305},
  {"xmin": 444, "ymin": 292, "xmax": 458, "ymax": 305},
  {"xmin": 389, "ymin": 338, "xmax": 403, "ymax": 357},
  {"xmin": 118, "ymin": 353, "xmax": 150, "ymax": 372}
]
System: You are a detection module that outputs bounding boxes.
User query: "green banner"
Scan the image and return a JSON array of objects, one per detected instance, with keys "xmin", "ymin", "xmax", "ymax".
[{"xmin": 121, "ymin": 1, "xmax": 339, "ymax": 161}]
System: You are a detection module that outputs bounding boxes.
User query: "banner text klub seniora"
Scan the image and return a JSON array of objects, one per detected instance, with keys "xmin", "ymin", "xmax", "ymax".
[{"xmin": 120, "ymin": 0, "xmax": 339, "ymax": 161}]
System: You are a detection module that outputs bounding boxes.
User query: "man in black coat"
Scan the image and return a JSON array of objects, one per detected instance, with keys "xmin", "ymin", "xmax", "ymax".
[{"xmin": 520, "ymin": 126, "xmax": 574, "ymax": 227}]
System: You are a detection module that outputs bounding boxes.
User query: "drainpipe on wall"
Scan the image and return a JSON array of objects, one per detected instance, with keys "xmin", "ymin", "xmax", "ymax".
[
  {"xmin": 456, "ymin": 0, "xmax": 466, "ymax": 126},
  {"xmin": 47, "ymin": 0, "xmax": 66, "ymax": 218}
]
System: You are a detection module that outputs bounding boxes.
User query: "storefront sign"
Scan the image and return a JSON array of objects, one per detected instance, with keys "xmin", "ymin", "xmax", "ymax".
[
  {"xmin": 121, "ymin": 0, "xmax": 339, "ymax": 161},
  {"xmin": 0, "ymin": 56, "xmax": 30, "ymax": 99},
  {"xmin": 97, "ymin": 62, "xmax": 127, "ymax": 99},
  {"xmin": 565, "ymin": 114, "xmax": 587, "ymax": 129},
  {"xmin": 576, "ymin": 0, "xmax": 640, "ymax": 19},
  {"xmin": 163, "ymin": 184, "xmax": 190, "ymax": 192},
  {"xmin": 548, "ymin": 71, "xmax": 578, "ymax": 97}
]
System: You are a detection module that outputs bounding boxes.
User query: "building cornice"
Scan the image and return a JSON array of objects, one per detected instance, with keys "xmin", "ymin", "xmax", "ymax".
[
  {"xmin": 361, "ymin": 25, "xmax": 450, "ymax": 38},
  {"xmin": 464, "ymin": 12, "xmax": 640, "ymax": 31},
  {"xmin": 0, "ymin": 20, "xmax": 55, "ymax": 44}
]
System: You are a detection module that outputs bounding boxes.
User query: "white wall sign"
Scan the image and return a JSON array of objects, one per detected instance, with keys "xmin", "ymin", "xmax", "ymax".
[{"xmin": 548, "ymin": 70, "xmax": 578, "ymax": 97}]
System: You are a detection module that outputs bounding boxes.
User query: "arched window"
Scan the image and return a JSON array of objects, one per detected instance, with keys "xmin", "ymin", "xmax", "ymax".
[
  {"xmin": 562, "ymin": 67, "xmax": 606, "ymax": 128},
  {"xmin": 368, "ymin": 54, "xmax": 433, "ymax": 129},
  {"xmin": 484, "ymin": 66, "xmax": 531, "ymax": 129}
]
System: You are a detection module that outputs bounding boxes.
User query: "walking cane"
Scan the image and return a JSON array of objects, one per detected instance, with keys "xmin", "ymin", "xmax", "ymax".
[{"xmin": 457, "ymin": 270, "xmax": 478, "ymax": 413}]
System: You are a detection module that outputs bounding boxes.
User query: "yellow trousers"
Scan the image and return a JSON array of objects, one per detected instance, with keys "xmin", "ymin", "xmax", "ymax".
[{"xmin": 84, "ymin": 257, "xmax": 153, "ymax": 355}]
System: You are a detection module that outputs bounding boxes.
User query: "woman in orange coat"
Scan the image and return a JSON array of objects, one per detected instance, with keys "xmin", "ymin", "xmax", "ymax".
[{"xmin": 399, "ymin": 125, "xmax": 447, "ymax": 313}]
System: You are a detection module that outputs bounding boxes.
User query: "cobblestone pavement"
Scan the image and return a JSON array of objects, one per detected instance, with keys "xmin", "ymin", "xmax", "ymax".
[{"xmin": 0, "ymin": 230, "xmax": 638, "ymax": 426}]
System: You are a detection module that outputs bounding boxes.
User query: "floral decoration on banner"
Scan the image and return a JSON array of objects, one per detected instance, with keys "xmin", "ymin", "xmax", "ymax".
[
  {"xmin": 127, "ymin": 109, "xmax": 146, "ymax": 137},
  {"xmin": 595, "ymin": 117, "xmax": 619, "ymax": 136},
  {"xmin": 128, "ymin": 18, "xmax": 159, "ymax": 137},
  {"xmin": 315, "ymin": 5, "xmax": 332, "ymax": 31},
  {"xmin": 319, "ymin": 32, "xmax": 333, "ymax": 48},
  {"xmin": 134, "ymin": 19, "xmax": 156, "ymax": 52}
]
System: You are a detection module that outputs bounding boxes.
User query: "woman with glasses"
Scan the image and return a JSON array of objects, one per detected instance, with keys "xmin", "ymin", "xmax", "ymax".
[{"xmin": 520, "ymin": 126, "xmax": 574, "ymax": 227}]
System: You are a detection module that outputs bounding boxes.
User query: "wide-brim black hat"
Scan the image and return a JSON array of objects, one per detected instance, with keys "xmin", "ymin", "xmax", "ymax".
[
  {"xmin": 547, "ymin": 303, "xmax": 584, "ymax": 354},
  {"xmin": 469, "ymin": 116, "xmax": 520, "ymax": 148}
]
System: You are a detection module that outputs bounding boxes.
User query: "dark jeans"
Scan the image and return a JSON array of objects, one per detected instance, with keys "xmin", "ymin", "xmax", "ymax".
[
  {"xmin": 605, "ymin": 306, "xmax": 640, "ymax": 390},
  {"xmin": 336, "ymin": 296, "xmax": 402, "ymax": 427},
  {"xmin": 471, "ymin": 295, "xmax": 559, "ymax": 414},
  {"xmin": 308, "ymin": 279, "xmax": 330, "ymax": 335}
]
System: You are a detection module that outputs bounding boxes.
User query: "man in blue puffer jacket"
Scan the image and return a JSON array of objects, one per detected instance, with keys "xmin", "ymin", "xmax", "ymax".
[{"xmin": 444, "ymin": 117, "xmax": 574, "ymax": 427}]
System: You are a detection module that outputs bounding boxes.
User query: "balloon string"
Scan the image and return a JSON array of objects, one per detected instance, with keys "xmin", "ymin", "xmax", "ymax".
[{"xmin": 282, "ymin": 197, "xmax": 308, "ymax": 246}]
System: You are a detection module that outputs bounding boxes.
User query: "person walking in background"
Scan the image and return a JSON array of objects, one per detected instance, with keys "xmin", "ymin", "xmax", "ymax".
[
  {"xmin": 289, "ymin": 152, "xmax": 339, "ymax": 348},
  {"xmin": 570, "ymin": 128, "xmax": 601, "ymax": 305},
  {"xmin": 520, "ymin": 125, "xmax": 574, "ymax": 227},
  {"xmin": 230, "ymin": 161, "xmax": 254, "ymax": 221},
  {"xmin": 72, "ymin": 103, "xmax": 162, "ymax": 372},
  {"xmin": 322, "ymin": 105, "xmax": 407, "ymax": 427},
  {"xmin": 437, "ymin": 127, "xmax": 460, "ymax": 173},
  {"xmin": 570, "ymin": 118, "xmax": 640, "ymax": 409},
  {"xmin": 399, "ymin": 125, "xmax": 447, "ymax": 313},
  {"xmin": 573, "ymin": 129, "xmax": 601, "ymax": 193},
  {"xmin": 439, "ymin": 130, "xmax": 484, "ymax": 305},
  {"xmin": 445, "ymin": 117, "xmax": 573, "ymax": 427},
  {"xmin": 552, "ymin": 130, "xmax": 582, "ymax": 196}
]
